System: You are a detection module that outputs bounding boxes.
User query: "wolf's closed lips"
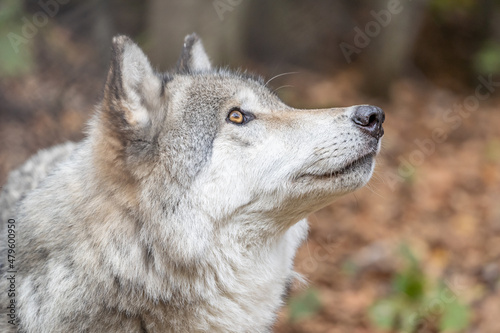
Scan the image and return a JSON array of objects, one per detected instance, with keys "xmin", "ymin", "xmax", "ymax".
[{"xmin": 299, "ymin": 153, "xmax": 375, "ymax": 179}]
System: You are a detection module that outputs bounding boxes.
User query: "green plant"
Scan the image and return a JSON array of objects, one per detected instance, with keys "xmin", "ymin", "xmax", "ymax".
[
  {"xmin": 474, "ymin": 41, "xmax": 500, "ymax": 76},
  {"xmin": 288, "ymin": 288, "xmax": 322, "ymax": 322},
  {"xmin": 369, "ymin": 244, "xmax": 471, "ymax": 332},
  {"xmin": 0, "ymin": 0, "xmax": 33, "ymax": 76},
  {"xmin": 429, "ymin": 0, "xmax": 476, "ymax": 13}
]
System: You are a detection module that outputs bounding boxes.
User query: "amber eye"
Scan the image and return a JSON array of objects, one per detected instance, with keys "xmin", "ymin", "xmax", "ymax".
[{"xmin": 228, "ymin": 110, "xmax": 244, "ymax": 124}]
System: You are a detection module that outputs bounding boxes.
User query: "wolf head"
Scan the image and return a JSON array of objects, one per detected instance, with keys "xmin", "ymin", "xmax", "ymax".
[{"xmin": 92, "ymin": 34, "xmax": 384, "ymax": 244}]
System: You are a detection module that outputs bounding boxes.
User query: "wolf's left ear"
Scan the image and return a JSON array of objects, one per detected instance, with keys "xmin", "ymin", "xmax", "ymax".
[
  {"xmin": 176, "ymin": 33, "xmax": 212, "ymax": 73},
  {"xmin": 104, "ymin": 35, "xmax": 161, "ymax": 127}
]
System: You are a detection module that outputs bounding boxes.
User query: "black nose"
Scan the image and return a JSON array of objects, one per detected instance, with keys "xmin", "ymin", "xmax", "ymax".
[{"xmin": 351, "ymin": 105, "xmax": 385, "ymax": 139}]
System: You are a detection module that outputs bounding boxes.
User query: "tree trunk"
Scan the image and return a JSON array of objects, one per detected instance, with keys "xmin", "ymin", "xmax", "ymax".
[
  {"xmin": 361, "ymin": 0, "xmax": 429, "ymax": 97},
  {"xmin": 147, "ymin": 0, "xmax": 249, "ymax": 70}
]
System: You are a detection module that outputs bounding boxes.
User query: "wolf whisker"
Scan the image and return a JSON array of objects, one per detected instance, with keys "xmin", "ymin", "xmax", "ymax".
[
  {"xmin": 272, "ymin": 85, "xmax": 294, "ymax": 94},
  {"xmin": 265, "ymin": 71, "xmax": 299, "ymax": 87}
]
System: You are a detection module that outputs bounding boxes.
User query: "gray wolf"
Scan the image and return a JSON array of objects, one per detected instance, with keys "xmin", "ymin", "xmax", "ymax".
[{"xmin": 0, "ymin": 34, "xmax": 384, "ymax": 332}]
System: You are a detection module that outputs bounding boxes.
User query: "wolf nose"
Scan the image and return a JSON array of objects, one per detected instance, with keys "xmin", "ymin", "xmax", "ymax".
[{"xmin": 352, "ymin": 105, "xmax": 385, "ymax": 139}]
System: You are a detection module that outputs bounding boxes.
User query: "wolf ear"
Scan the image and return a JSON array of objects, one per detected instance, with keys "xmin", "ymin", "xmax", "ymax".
[
  {"xmin": 176, "ymin": 33, "xmax": 212, "ymax": 73},
  {"xmin": 103, "ymin": 35, "xmax": 161, "ymax": 127}
]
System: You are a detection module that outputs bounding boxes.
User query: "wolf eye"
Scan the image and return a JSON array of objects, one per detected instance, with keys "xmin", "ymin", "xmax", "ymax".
[
  {"xmin": 226, "ymin": 108, "xmax": 255, "ymax": 125},
  {"xmin": 228, "ymin": 109, "xmax": 244, "ymax": 124}
]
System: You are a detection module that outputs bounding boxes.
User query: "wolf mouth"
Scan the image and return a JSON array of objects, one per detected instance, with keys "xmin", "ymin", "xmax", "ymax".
[{"xmin": 299, "ymin": 153, "xmax": 375, "ymax": 180}]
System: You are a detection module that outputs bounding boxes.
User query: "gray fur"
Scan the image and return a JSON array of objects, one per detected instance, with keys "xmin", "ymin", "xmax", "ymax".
[{"xmin": 0, "ymin": 35, "xmax": 383, "ymax": 332}]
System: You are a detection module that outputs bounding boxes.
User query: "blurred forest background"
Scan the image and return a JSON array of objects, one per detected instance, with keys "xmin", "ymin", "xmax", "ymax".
[{"xmin": 1, "ymin": 0, "xmax": 500, "ymax": 332}]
